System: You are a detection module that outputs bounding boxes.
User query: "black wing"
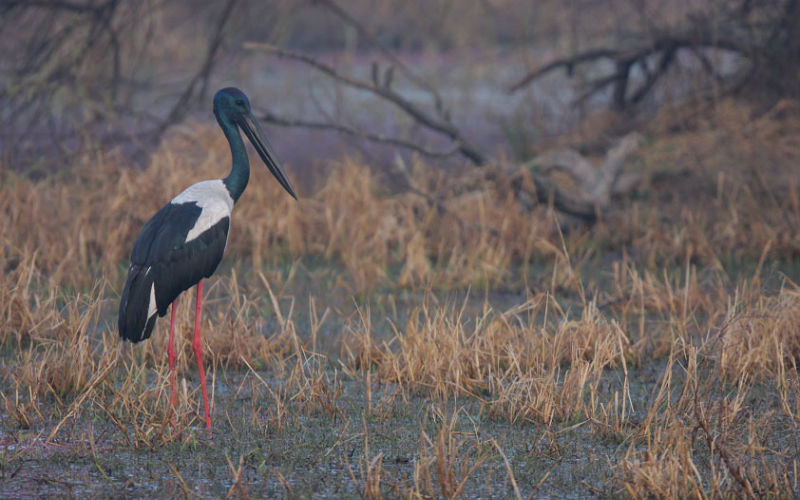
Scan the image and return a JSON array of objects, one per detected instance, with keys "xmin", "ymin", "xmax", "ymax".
[{"xmin": 119, "ymin": 202, "xmax": 229, "ymax": 342}]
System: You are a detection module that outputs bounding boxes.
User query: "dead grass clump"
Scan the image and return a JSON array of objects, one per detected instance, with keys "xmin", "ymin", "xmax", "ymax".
[
  {"xmin": 618, "ymin": 348, "xmax": 705, "ymax": 499},
  {"xmin": 248, "ymin": 158, "xmax": 405, "ymax": 291},
  {"xmin": 408, "ymin": 407, "xmax": 494, "ymax": 499},
  {"xmin": 607, "ymin": 259, "xmax": 719, "ymax": 360},
  {"xmin": 631, "ymin": 98, "xmax": 800, "ymax": 266},
  {"xmin": 344, "ymin": 295, "xmax": 631, "ymax": 424},
  {"xmin": 486, "ymin": 301, "xmax": 631, "ymax": 424},
  {"xmin": 9, "ymin": 281, "xmax": 106, "ymax": 401},
  {"xmin": 345, "ymin": 414, "xmax": 385, "ymax": 499},
  {"xmin": 622, "ymin": 391, "xmax": 798, "ymax": 500},
  {"xmin": 243, "ymin": 325, "xmax": 342, "ymax": 432},
  {"xmin": 343, "ymin": 299, "xmax": 497, "ymax": 397},
  {"xmin": 618, "ymin": 345, "xmax": 799, "ymax": 500},
  {"xmin": 99, "ymin": 357, "xmax": 194, "ymax": 447},
  {"xmin": 0, "ymin": 252, "xmax": 60, "ymax": 348},
  {"xmin": 0, "ymin": 153, "xmax": 144, "ymax": 290},
  {"xmin": 609, "ymin": 259, "xmax": 714, "ymax": 317},
  {"xmin": 619, "ymin": 427, "xmax": 705, "ymax": 499},
  {"xmin": 714, "ymin": 283, "xmax": 800, "ymax": 385},
  {"xmin": 242, "ymin": 156, "xmax": 534, "ymax": 291}
]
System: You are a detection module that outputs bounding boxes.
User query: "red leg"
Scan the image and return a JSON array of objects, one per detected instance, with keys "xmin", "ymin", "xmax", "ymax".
[
  {"xmin": 192, "ymin": 280, "xmax": 211, "ymax": 429},
  {"xmin": 168, "ymin": 300, "xmax": 178, "ymax": 416}
]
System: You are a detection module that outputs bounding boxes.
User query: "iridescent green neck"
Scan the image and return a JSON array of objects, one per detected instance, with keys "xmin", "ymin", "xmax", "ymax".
[{"xmin": 218, "ymin": 114, "xmax": 250, "ymax": 203}]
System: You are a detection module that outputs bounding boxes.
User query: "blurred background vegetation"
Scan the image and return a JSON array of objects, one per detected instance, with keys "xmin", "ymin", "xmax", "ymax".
[
  {"xmin": 2, "ymin": 0, "xmax": 797, "ymax": 175},
  {"xmin": 1, "ymin": 0, "xmax": 799, "ymax": 246}
]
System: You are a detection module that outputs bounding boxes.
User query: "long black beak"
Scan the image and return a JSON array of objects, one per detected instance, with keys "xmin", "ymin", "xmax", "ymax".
[{"xmin": 238, "ymin": 112, "xmax": 297, "ymax": 199}]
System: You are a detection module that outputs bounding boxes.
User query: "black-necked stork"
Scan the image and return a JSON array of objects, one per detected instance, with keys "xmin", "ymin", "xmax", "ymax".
[{"xmin": 118, "ymin": 87, "xmax": 296, "ymax": 428}]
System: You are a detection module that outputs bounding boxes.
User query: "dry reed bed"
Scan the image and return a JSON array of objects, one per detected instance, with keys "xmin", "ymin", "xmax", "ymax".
[
  {"xmin": 1, "ymin": 109, "xmax": 799, "ymax": 498},
  {"xmin": 340, "ymin": 277, "xmax": 799, "ymax": 498},
  {"xmin": 0, "ymin": 270, "xmax": 337, "ymax": 447},
  {"xmin": 2, "ymin": 264, "xmax": 797, "ymax": 497},
  {"xmin": 1, "ymin": 256, "xmax": 798, "ymax": 497},
  {"xmin": 0, "ymin": 123, "xmax": 545, "ymax": 293},
  {"xmin": 343, "ymin": 295, "xmax": 631, "ymax": 425},
  {"xmin": 2, "ymin": 108, "xmax": 799, "ymax": 295}
]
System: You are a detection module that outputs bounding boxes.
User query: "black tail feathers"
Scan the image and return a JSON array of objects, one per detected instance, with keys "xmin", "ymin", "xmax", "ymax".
[{"xmin": 118, "ymin": 265, "xmax": 158, "ymax": 343}]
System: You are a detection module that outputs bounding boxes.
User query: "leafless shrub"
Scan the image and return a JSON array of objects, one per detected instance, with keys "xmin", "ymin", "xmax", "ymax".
[{"xmin": 509, "ymin": 1, "xmax": 800, "ymax": 108}]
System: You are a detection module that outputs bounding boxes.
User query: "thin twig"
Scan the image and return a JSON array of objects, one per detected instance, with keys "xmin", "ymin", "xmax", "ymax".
[
  {"xmin": 312, "ymin": 0, "xmax": 446, "ymax": 116},
  {"xmin": 258, "ymin": 109, "xmax": 461, "ymax": 159},
  {"xmin": 508, "ymin": 48, "xmax": 619, "ymax": 93},
  {"xmin": 693, "ymin": 391, "xmax": 759, "ymax": 499},
  {"xmin": 158, "ymin": 0, "xmax": 238, "ymax": 135}
]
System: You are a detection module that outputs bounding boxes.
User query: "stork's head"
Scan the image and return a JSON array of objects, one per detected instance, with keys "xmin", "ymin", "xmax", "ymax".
[
  {"xmin": 213, "ymin": 87, "xmax": 251, "ymax": 117},
  {"xmin": 213, "ymin": 87, "xmax": 297, "ymax": 199}
]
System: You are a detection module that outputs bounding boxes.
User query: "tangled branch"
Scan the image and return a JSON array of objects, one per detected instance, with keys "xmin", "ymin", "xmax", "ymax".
[{"xmin": 508, "ymin": 1, "xmax": 800, "ymax": 108}]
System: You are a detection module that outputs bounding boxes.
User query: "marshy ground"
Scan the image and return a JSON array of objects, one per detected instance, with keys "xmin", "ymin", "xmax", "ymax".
[{"xmin": 2, "ymin": 100, "xmax": 800, "ymax": 499}]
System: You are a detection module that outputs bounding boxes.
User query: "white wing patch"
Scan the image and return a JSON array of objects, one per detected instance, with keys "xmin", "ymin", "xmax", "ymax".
[
  {"xmin": 171, "ymin": 180, "xmax": 234, "ymax": 243},
  {"xmin": 147, "ymin": 281, "xmax": 157, "ymax": 319}
]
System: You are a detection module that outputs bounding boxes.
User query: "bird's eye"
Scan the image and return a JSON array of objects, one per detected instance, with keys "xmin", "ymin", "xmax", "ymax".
[{"xmin": 235, "ymin": 99, "xmax": 245, "ymax": 107}]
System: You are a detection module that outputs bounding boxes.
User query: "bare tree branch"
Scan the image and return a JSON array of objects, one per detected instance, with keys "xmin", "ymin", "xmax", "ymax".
[
  {"xmin": 507, "ymin": 48, "xmax": 619, "ymax": 93},
  {"xmin": 511, "ymin": 170, "xmax": 600, "ymax": 222},
  {"xmin": 508, "ymin": 28, "xmax": 755, "ymax": 110},
  {"xmin": 258, "ymin": 109, "xmax": 461, "ymax": 159},
  {"xmin": 512, "ymin": 133, "xmax": 643, "ymax": 220},
  {"xmin": 244, "ymin": 42, "xmax": 487, "ymax": 165}
]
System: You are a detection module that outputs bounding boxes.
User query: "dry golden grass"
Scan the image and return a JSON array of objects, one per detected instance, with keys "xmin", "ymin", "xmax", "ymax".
[
  {"xmin": 715, "ymin": 283, "xmax": 800, "ymax": 383},
  {"xmin": 619, "ymin": 342, "xmax": 799, "ymax": 500},
  {"xmin": 410, "ymin": 407, "xmax": 495, "ymax": 499},
  {"xmin": 2, "ymin": 98, "xmax": 799, "ymax": 294},
  {"xmin": 343, "ymin": 294, "xmax": 631, "ymax": 425},
  {"xmin": 1, "ymin": 99, "xmax": 799, "ymax": 498}
]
